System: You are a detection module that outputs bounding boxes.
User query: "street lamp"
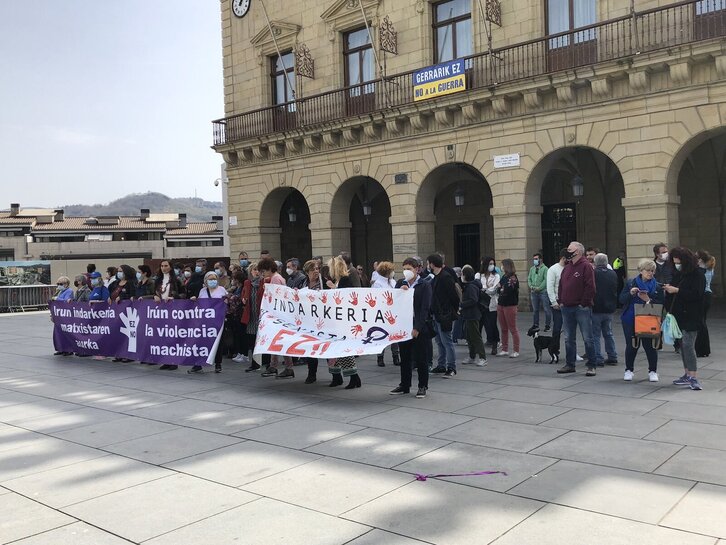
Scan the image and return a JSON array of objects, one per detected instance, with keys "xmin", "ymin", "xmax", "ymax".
[
  {"xmin": 287, "ymin": 206, "xmax": 297, "ymax": 223},
  {"xmin": 454, "ymin": 186, "xmax": 465, "ymax": 210},
  {"xmin": 571, "ymin": 175, "xmax": 584, "ymax": 198},
  {"xmin": 362, "ymin": 199, "xmax": 372, "ymax": 218}
]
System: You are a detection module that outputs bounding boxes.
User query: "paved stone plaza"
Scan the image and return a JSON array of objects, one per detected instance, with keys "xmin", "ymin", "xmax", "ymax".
[{"xmin": 1, "ymin": 311, "xmax": 726, "ymax": 544}]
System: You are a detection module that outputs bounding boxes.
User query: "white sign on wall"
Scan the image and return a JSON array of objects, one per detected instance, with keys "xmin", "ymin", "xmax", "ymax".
[
  {"xmin": 493, "ymin": 153, "xmax": 521, "ymax": 169},
  {"xmin": 228, "ymin": 216, "xmax": 238, "ymax": 226}
]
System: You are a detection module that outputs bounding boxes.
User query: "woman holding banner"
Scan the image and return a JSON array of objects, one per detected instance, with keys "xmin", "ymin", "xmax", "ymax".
[
  {"xmin": 188, "ymin": 271, "xmax": 227, "ymax": 374},
  {"xmin": 155, "ymin": 260, "xmax": 181, "ymax": 370},
  {"xmin": 241, "ymin": 262, "xmax": 264, "ymax": 373},
  {"xmin": 258, "ymin": 258, "xmax": 296, "ymax": 379},
  {"xmin": 326, "ymin": 256, "xmax": 361, "ymax": 389},
  {"xmin": 302, "ymin": 259, "xmax": 322, "ymax": 383},
  {"xmin": 371, "ymin": 261, "xmax": 401, "ymax": 368}
]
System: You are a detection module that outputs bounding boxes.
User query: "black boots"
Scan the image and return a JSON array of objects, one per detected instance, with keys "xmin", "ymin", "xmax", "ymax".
[
  {"xmin": 392, "ymin": 353, "xmax": 401, "ymax": 366},
  {"xmin": 328, "ymin": 373, "xmax": 344, "ymax": 387},
  {"xmin": 377, "ymin": 355, "xmax": 385, "ymax": 367},
  {"xmin": 305, "ymin": 361, "xmax": 318, "ymax": 384},
  {"xmin": 344, "ymin": 373, "xmax": 362, "ymax": 389}
]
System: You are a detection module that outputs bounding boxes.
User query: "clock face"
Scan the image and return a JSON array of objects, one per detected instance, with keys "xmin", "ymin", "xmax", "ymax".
[{"xmin": 232, "ymin": 0, "xmax": 250, "ymax": 17}]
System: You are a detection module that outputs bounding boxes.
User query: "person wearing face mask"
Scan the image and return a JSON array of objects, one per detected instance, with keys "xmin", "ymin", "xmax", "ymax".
[
  {"xmin": 186, "ymin": 259, "xmax": 207, "ymax": 300},
  {"xmin": 300, "ymin": 259, "xmax": 323, "ymax": 383},
  {"xmin": 53, "ymin": 276, "xmax": 74, "ymax": 302},
  {"xmin": 370, "ymin": 261, "xmax": 401, "ymax": 367},
  {"xmin": 111, "ymin": 265, "xmax": 137, "ymax": 303},
  {"xmin": 390, "ymin": 258, "xmax": 433, "ymax": 398},
  {"xmin": 556, "ymin": 241, "xmax": 597, "ymax": 376},
  {"xmin": 285, "ymin": 258, "xmax": 306, "ymax": 289},
  {"xmin": 73, "ymin": 275, "xmax": 90, "ymax": 302},
  {"xmin": 547, "ymin": 248, "xmax": 569, "ymax": 360},
  {"xmin": 653, "ymin": 243, "xmax": 673, "ymax": 285},
  {"xmin": 459, "ymin": 265, "xmax": 489, "ymax": 367},
  {"xmin": 258, "ymin": 258, "xmax": 297, "ymax": 379},
  {"xmin": 179, "ymin": 265, "xmax": 193, "ymax": 299},
  {"xmin": 241, "ymin": 262, "xmax": 264, "ymax": 372},
  {"xmin": 105, "ymin": 266, "xmax": 118, "ymax": 291},
  {"xmin": 88, "ymin": 272, "xmax": 110, "ymax": 303},
  {"xmin": 188, "ymin": 272, "xmax": 228, "ymax": 374},
  {"xmin": 477, "ymin": 257, "xmax": 501, "ymax": 355},
  {"xmin": 527, "ymin": 253, "xmax": 551, "ymax": 333},
  {"xmin": 213, "ymin": 261, "xmax": 230, "ymax": 290},
  {"xmin": 239, "ymin": 251, "xmax": 250, "ymax": 273},
  {"xmin": 665, "ymin": 247, "xmax": 705, "ymax": 390},
  {"xmin": 156, "ymin": 261, "xmax": 181, "ymax": 303},
  {"xmin": 694, "ymin": 250, "xmax": 715, "ymax": 358},
  {"xmin": 134, "ymin": 265, "xmax": 155, "ymax": 299}
]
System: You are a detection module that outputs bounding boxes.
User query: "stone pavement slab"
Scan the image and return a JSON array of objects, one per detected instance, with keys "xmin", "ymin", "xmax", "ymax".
[
  {"xmin": 64, "ymin": 473, "xmax": 259, "ymax": 543},
  {"xmin": 490, "ymin": 503, "xmax": 716, "ymax": 545},
  {"xmin": 234, "ymin": 415, "xmax": 363, "ymax": 449},
  {"xmin": 345, "ymin": 529, "xmax": 430, "ymax": 545},
  {"xmin": 305, "ymin": 428, "xmax": 450, "ymax": 468},
  {"xmin": 52, "ymin": 415, "xmax": 180, "ymax": 448},
  {"xmin": 8, "ymin": 406, "xmax": 126, "ymax": 434},
  {"xmin": 646, "ymin": 400, "xmax": 726, "ymax": 426},
  {"xmin": 455, "ymin": 398, "xmax": 572, "ymax": 424},
  {"xmin": 655, "ymin": 446, "xmax": 726, "ymax": 486},
  {"xmin": 0, "ymin": 438, "xmax": 107, "ymax": 482},
  {"xmin": 508, "ymin": 459, "xmax": 694, "ymax": 524},
  {"xmin": 661, "ymin": 482, "xmax": 726, "ymax": 539},
  {"xmin": 144, "ymin": 497, "xmax": 370, "ymax": 545},
  {"xmin": 434, "ymin": 417, "xmax": 567, "ymax": 452},
  {"xmin": 555, "ymin": 392, "xmax": 667, "ymax": 415},
  {"xmin": 0, "ymin": 492, "xmax": 75, "ymax": 544},
  {"xmin": 351, "ymin": 406, "xmax": 473, "ymax": 436},
  {"xmin": 343, "ymin": 478, "xmax": 543, "ymax": 545},
  {"xmin": 10, "ymin": 522, "xmax": 135, "ymax": 545},
  {"xmin": 645, "ymin": 420, "xmax": 726, "ymax": 449},
  {"xmin": 542, "ymin": 408, "xmax": 669, "ymax": 438}
]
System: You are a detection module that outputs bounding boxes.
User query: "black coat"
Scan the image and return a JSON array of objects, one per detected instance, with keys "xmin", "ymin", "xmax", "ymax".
[
  {"xmin": 431, "ymin": 269, "xmax": 460, "ymax": 320},
  {"xmin": 187, "ymin": 272, "xmax": 205, "ymax": 299},
  {"xmin": 593, "ymin": 266, "xmax": 618, "ymax": 314},
  {"xmin": 459, "ymin": 280, "xmax": 482, "ymax": 321},
  {"xmin": 665, "ymin": 268, "xmax": 705, "ymax": 331}
]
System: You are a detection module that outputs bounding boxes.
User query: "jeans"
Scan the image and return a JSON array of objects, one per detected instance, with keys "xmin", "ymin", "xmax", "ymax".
[
  {"xmin": 482, "ymin": 310, "xmax": 500, "ymax": 345},
  {"xmin": 452, "ymin": 316, "xmax": 464, "ymax": 342},
  {"xmin": 591, "ymin": 313, "xmax": 617, "ymax": 363},
  {"xmin": 622, "ymin": 321, "xmax": 657, "ymax": 372},
  {"xmin": 399, "ymin": 336, "xmax": 429, "ymax": 389},
  {"xmin": 552, "ymin": 307, "xmax": 563, "ymax": 337},
  {"xmin": 561, "ymin": 305, "xmax": 596, "ymax": 367},
  {"xmin": 530, "ymin": 291, "xmax": 552, "ymax": 328},
  {"xmin": 680, "ymin": 330, "xmax": 698, "ymax": 372},
  {"xmin": 433, "ymin": 318, "xmax": 456, "ymax": 370}
]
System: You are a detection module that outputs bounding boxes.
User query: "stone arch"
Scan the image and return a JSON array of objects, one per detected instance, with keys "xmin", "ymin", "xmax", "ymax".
[
  {"xmin": 417, "ymin": 162, "xmax": 494, "ymax": 268},
  {"xmin": 330, "ymin": 176, "xmax": 393, "ymax": 270},
  {"xmin": 258, "ymin": 187, "xmax": 312, "ymax": 262},
  {"xmin": 527, "ymin": 146, "xmax": 626, "ymax": 264}
]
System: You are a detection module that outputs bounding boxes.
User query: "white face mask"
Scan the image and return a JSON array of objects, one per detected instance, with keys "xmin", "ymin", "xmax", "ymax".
[
  {"xmin": 389, "ymin": 271, "xmax": 395, "ymax": 279},
  {"xmin": 403, "ymin": 269, "xmax": 415, "ymax": 282},
  {"xmin": 675, "ymin": 263, "xmax": 682, "ymax": 271},
  {"xmin": 286, "ymin": 268, "xmax": 294, "ymax": 276},
  {"xmin": 487, "ymin": 264, "xmax": 495, "ymax": 272},
  {"xmin": 660, "ymin": 252, "xmax": 669, "ymax": 261}
]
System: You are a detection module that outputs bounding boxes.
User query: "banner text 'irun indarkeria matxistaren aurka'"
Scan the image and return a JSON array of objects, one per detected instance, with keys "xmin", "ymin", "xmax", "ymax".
[
  {"xmin": 50, "ymin": 299, "xmax": 225, "ymax": 366},
  {"xmin": 254, "ymin": 286, "xmax": 414, "ymax": 358}
]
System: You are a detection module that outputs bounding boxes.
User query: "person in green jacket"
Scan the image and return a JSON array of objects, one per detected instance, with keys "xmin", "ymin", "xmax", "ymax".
[{"xmin": 528, "ymin": 253, "xmax": 551, "ymax": 332}]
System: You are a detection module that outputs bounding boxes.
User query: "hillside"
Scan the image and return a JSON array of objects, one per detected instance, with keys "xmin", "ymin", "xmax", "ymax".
[{"xmin": 59, "ymin": 192, "xmax": 223, "ymax": 222}]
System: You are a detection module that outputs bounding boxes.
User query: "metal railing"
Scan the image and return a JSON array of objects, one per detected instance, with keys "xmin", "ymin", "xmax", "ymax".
[
  {"xmin": 213, "ymin": 0, "xmax": 726, "ymax": 146},
  {"xmin": 0, "ymin": 285, "xmax": 55, "ymax": 313}
]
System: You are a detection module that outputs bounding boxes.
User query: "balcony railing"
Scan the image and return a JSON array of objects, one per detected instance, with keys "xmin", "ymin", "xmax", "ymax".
[{"xmin": 213, "ymin": 0, "xmax": 726, "ymax": 146}]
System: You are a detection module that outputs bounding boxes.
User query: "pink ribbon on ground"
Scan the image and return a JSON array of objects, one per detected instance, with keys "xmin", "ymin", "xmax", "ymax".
[{"xmin": 415, "ymin": 470, "xmax": 507, "ymax": 481}]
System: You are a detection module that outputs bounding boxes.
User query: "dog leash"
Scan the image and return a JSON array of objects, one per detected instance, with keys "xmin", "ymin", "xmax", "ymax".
[{"xmin": 415, "ymin": 470, "xmax": 507, "ymax": 481}]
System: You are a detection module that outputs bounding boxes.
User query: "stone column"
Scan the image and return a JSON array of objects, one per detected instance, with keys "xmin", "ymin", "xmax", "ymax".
[
  {"xmin": 310, "ymin": 225, "xmax": 350, "ymax": 259},
  {"xmin": 390, "ymin": 217, "xmax": 436, "ymax": 264},
  {"xmin": 621, "ymin": 194, "xmax": 681, "ymax": 276}
]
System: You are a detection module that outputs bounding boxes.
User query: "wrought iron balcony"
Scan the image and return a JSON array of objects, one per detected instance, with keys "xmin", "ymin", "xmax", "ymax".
[{"xmin": 212, "ymin": 0, "xmax": 726, "ymax": 147}]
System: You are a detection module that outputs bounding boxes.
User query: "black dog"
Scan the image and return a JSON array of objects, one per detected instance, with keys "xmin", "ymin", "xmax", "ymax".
[{"xmin": 527, "ymin": 326, "xmax": 559, "ymax": 364}]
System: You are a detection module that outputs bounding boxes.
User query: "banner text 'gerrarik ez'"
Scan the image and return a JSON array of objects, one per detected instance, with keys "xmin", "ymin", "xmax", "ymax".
[
  {"xmin": 50, "ymin": 299, "xmax": 225, "ymax": 366},
  {"xmin": 413, "ymin": 59, "xmax": 466, "ymax": 102}
]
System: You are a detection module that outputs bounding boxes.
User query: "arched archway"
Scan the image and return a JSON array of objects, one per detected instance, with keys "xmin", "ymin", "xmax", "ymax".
[
  {"xmin": 330, "ymin": 176, "xmax": 392, "ymax": 271},
  {"xmin": 259, "ymin": 187, "xmax": 312, "ymax": 262},
  {"xmin": 676, "ymin": 128, "xmax": 726, "ymax": 297},
  {"xmin": 528, "ymin": 147, "xmax": 626, "ymax": 265},
  {"xmin": 417, "ymin": 163, "xmax": 494, "ymax": 268}
]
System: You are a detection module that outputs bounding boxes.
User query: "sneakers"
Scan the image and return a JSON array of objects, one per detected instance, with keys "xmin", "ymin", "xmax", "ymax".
[
  {"xmin": 261, "ymin": 368, "xmax": 278, "ymax": 377},
  {"xmin": 276, "ymin": 368, "xmax": 294, "ymax": 379},
  {"xmin": 604, "ymin": 358, "xmax": 618, "ymax": 366},
  {"xmin": 509, "ymin": 352, "xmax": 519, "ymax": 359},
  {"xmin": 245, "ymin": 362, "xmax": 261, "ymax": 372},
  {"xmin": 557, "ymin": 365, "xmax": 576, "ymax": 374},
  {"xmin": 624, "ymin": 370, "xmax": 634, "ymax": 381},
  {"xmin": 585, "ymin": 367, "xmax": 597, "ymax": 377},
  {"xmin": 475, "ymin": 357, "xmax": 487, "ymax": 367},
  {"xmin": 187, "ymin": 366, "xmax": 203, "ymax": 374},
  {"xmin": 496, "ymin": 351, "xmax": 509, "ymax": 357},
  {"xmin": 443, "ymin": 369, "xmax": 457, "ymax": 378},
  {"xmin": 648, "ymin": 371, "xmax": 659, "ymax": 382},
  {"xmin": 416, "ymin": 387, "xmax": 427, "ymax": 398},
  {"xmin": 576, "ymin": 355, "xmax": 584, "ymax": 362},
  {"xmin": 431, "ymin": 366, "xmax": 447, "ymax": 374},
  {"xmin": 673, "ymin": 374, "xmax": 691, "ymax": 386},
  {"xmin": 461, "ymin": 357, "xmax": 475, "ymax": 365},
  {"xmin": 389, "ymin": 386, "xmax": 409, "ymax": 395},
  {"xmin": 232, "ymin": 354, "xmax": 250, "ymax": 364},
  {"xmin": 544, "ymin": 325, "xmax": 551, "ymax": 332},
  {"xmin": 689, "ymin": 377, "xmax": 703, "ymax": 390},
  {"xmin": 377, "ymin": 355, "xmax": 386, "ymax": 367}
]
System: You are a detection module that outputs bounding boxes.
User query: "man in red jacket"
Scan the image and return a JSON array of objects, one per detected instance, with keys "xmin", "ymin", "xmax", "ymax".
[{"xmin": 557, "ymin": 241, "xmax": 598, "ymax": 376}]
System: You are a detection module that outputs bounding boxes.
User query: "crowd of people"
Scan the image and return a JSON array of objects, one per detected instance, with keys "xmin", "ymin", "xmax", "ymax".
[{"xmin": 51, "ymin": 240, "xmax": 715, "ymax": 396}]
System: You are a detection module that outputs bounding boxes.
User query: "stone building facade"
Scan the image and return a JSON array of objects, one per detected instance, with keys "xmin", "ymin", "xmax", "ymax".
[{"xmin": 214, "ymin": 0, "xmax": 726, "ymax": 294}]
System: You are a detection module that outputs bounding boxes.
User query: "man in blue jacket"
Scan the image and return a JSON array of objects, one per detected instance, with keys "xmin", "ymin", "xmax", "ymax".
[{"xmin": 592, "ymin": 253, "xmax": 618, "ymax": 366}]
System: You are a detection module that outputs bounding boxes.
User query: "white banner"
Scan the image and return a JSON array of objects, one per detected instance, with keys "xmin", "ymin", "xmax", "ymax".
[{"xmin": 253, "ymin": 286, "xmax": 414, "ymax": 358}]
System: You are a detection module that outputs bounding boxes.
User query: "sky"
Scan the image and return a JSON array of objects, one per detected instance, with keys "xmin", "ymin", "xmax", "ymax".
[{"xmin": 0, "ymin": 1, "xmax": 225, "ymax": 208}]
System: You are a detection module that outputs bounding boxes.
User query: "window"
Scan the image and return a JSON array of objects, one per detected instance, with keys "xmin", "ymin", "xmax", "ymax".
[
  {"xmin": 547, "ymin": 0, "xmax": 596, "ymax": 47},
  {"xmin": 433, "ymin": 0, "xmax": 472, "ymax": 63},
  {"xmin": 697, "ymin": 0, "xmax": 726, "ymax": 14},
  {"xmin": 271, "ymin": 51, "xmax": 295, "ymax": 107},
  {"xmin": 695, "ymin": 0, "xmax": 726, "ymax": 39},
  {"xmin": 344, "ymin": 27, "xmax": 375, "ymax": 93}
]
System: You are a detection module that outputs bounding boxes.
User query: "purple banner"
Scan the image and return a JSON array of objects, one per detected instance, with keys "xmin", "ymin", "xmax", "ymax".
[{"xmin": 50, "ymin": 299, "xmax": 225, "ymax": 366}]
